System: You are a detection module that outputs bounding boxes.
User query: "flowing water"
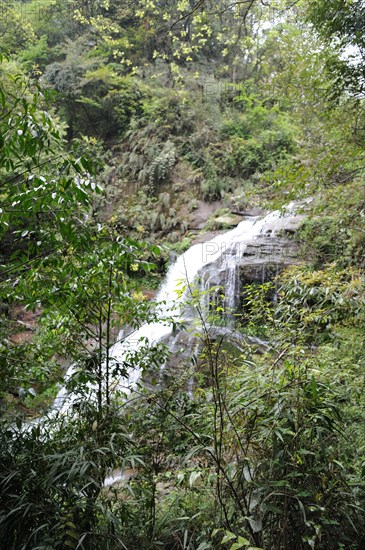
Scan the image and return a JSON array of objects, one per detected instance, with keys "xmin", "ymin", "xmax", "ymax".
[{"xmin": 54, "ymin": 203, "xmax": 302, "ymax": 411}]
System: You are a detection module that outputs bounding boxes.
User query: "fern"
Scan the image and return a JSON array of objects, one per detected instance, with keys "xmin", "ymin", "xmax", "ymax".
[{"xmin": 148, "ymin": 143, "xmax": 176, "ymax": 192}]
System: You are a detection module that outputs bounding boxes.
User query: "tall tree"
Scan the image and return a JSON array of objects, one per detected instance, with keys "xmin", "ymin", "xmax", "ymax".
[{"xmin": 306, "ymin": 0, "xmax": 365, "ymax": 98}]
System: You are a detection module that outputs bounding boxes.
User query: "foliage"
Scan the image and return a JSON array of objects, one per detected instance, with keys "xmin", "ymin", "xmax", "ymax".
[
  {"xmin": 19, "ymin": 35, "xmax": 62, "ymax": 71},
  {"xmin": 111, "ymin": 189, "xmax": 188, "ymax": 241},
  {"xmin": 20, "ymin": 0, "xmax": 82, "ymax": 46},
  {"xmin": 42, "ymin": 39, "xmax": 146, "ymax": 139},
  {"xmin": 0, "ymin": 55, "xmax": 100, "ymax": 251},
  {"xmin": 148, "ymin": 142, "xmax": 176, "ymax": 192},
  {"xmin": 240, "ymin": 263, "xmax": 365, "ymax": 343},
  {"xmin": 297, "ymin": 180, "xmax": 365, "ymax": 268},
  {"xmin": 306, "ymin": 0, "xmax": 365, "ymax": 99},
  {"xmin": 1, "ymin": 1, "xmax": 365, "ymax": 548},
  {"xmin": 0, "ymin": 404, "xmax": 133, "ymax": 549},
  {"xmin": 0, "ymin": 54, "xmax": 162, "ymax": 411},
  {"xmin": 0, "ymin": 3, "xmax": 35, "ymax": 54}
]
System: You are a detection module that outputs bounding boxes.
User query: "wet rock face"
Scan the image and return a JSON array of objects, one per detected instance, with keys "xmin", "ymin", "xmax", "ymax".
[
  {"xmin": 238, "ymin": 234, "xmax": 302, "ymax": 284},
  {"xmin": 198, "ymin": 213, "xmax": 305, "ymax": 311},
  {"xmin": 237, "ymin": 214, "xmax": 305, "ymax": 283}
]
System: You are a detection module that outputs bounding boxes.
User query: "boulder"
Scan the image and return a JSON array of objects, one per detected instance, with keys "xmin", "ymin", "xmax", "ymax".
[{"xmin": 214, "ymin": 214, "xmax": 244, "ymax": 227}]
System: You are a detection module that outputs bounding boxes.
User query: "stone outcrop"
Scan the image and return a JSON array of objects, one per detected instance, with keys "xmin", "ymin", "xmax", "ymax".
[
  {"xmin": 237, "ymin": 213, "xmax": 305, "ymax": 283},
  {"xmin": 198, "ymin": 212, "xmax": 305, "ymax": 312}
]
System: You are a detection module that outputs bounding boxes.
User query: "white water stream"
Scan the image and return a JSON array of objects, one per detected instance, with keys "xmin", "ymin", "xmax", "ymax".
[{"xmin": 53, "ymin": 203, "xmax": 301, "ymax": 413}]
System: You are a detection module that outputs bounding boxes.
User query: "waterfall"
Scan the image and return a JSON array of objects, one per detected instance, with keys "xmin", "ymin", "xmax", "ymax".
[{"xmin": 54, "ymin": 203, "xmax": 302, "ymax": 411}]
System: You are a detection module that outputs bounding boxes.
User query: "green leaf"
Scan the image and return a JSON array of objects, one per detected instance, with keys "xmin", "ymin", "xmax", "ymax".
[
  {"xmin": 230, "ymin": 537, "xmax": 250, "ymax": 550},
  {"xmin": 221, "ymin": 531, "xmax": 237, "ymax": 544}
]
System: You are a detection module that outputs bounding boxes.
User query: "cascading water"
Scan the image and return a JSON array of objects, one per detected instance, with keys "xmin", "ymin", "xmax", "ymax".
[{"xmin": 54, "ymin": 203, "xmax": 303, "ymax": 412}]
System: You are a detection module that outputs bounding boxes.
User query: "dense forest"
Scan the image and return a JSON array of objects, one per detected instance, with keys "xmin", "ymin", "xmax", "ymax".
[{"xmin": 0, "ymin": 0, "xmax": 365, "ymax": 548}]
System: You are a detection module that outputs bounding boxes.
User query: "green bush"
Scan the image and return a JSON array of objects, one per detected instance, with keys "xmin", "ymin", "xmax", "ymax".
[
  {"xmin": 0, "ymin": 405, "xmax": 132, "ymax": 549},
  {"xmin": 217, "ymin": 108, "xmax": 296, "ymax": 179}
]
